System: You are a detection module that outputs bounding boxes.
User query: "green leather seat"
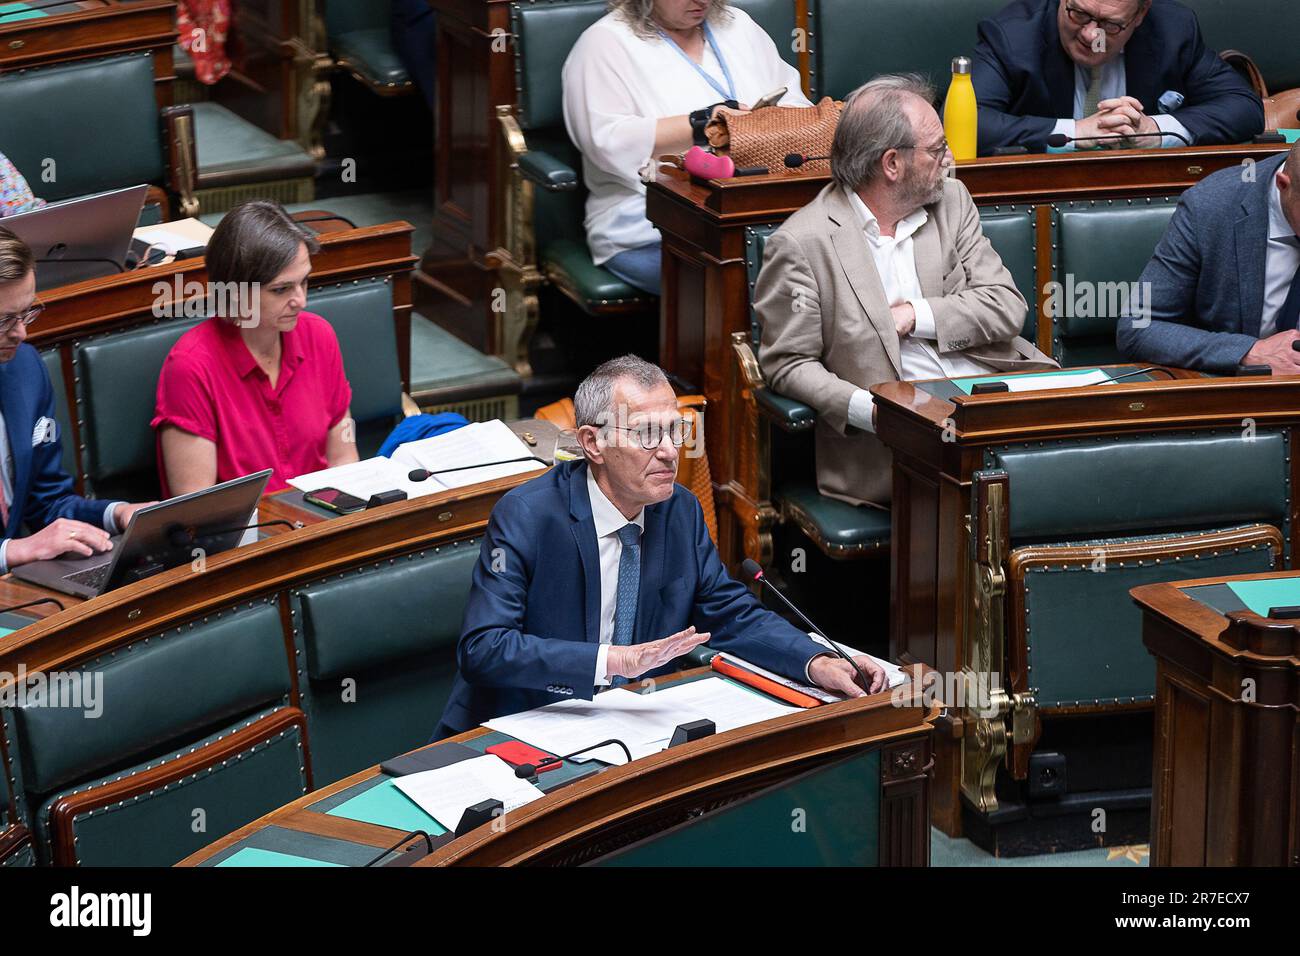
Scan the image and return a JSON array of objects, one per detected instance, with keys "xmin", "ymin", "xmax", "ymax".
[
  {"xmin": 978, "ymin": 207, "xmax": 1038, "ymax": 342},
  {"xmin": 327, "ymin": 0, "xmax": 413, "ymax": 94},
  {"xmin": 409, "ymin": 315, "xmax": 523, "ymax": 418},
  {"xmin": 808, "ymin": 0, "xmax": 1008, "ymax": 99},
  {"xmin": 292, "ymin": 538, "xmax": 482, "ymax": 786},
  {"xmin": 191, "ymin": 101, "xmax": 317, "ymax": 193},
  {"xmin": 1183, "ymin": 0, "xmax": 1300, "ymax": 94},
  {"xmin": 0, "ymin": 825, "xmax": 34, "ymax": 868},
  {"xmin": 780, "ymin": 482, "xmax": 892, "ymax": 554},
  {"xmin": 3, "ymin": 600, "xmax": 305, "ymax": 865},
  {"xmin": 39, "ymin": 348, "xmax": 76, "ymax": 484},
  {"xmin": 1049, "ymin": 198, "xmax": 1178, "ymax": 367}
]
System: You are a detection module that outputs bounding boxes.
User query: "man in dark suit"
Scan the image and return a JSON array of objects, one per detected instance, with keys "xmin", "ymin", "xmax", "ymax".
[
  {"xmin": 1117, "ymin": 144, "xmax": 1300, "ymax": 372},
  {"xmin": 433, "ymin": 355, "xmax": 888, "ymax": 738},
  {"xmin": 972, "ymin": 0, "xmax": 1263, "ymax": 155},
  {"xmin": 0, "ymin": 227, "xmax": 149, "ymax": 573}
]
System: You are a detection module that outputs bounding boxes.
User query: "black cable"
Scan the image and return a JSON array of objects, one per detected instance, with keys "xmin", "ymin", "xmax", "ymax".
[
  {"xmin": 293, "ymin": 213, "xmax": 359, "ymax": 229},
  {"xmin": 34, "ymin": 256, "xmax": 125, "ymax": 272},
  {"xmin": 362, "ymin": 829, "xmax": 436, "ymax": 867},
  {"xmin": 0, "ymin": 597, "xmax": 66, "ymax": 614},
  {"xmin": 514, "ymin": 738, "xmax": 634, "ymax": 778},
  {"xmin": 1106, "ymin": 365, "xmax": 1178, "ymax": 384}
]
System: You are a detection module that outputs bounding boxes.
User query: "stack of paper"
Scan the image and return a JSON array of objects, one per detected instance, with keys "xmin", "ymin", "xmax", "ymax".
[
  {"xmin": 391, "ymin": 754, "xmax": 545, "ymax": 831},
  {"xmin": 390, "ymin": 419, "xmax": 546, "ymax": 490},
  {"xmin": 288, "ymin": 457, "xmax": 431, "ymax": 501}
]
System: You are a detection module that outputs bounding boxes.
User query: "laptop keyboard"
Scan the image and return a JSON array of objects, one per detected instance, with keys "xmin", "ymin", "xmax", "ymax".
[{"xmin": 64, "ymin": 563, "xmax": 111, "ymax": 592}]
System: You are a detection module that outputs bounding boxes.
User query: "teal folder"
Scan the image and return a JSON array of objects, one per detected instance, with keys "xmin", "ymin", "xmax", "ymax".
[
  {"xmin": 1225, "ymin": 578, "xmax": 1300, "ymax": 617},
  {"xmin": 326, "ymin": 777, "xmax": 446, "ymax": 835},
  {"xmin": 216, "ymin": 847, "xmax": 345, "ymax": 867},
  {"xmin": 1280, "ymin": 129, "xmax": 1299, "ymax": 144},
  {"xmin": 950, "ymin": 367, "xmax": 1109, "ymax": 396}
]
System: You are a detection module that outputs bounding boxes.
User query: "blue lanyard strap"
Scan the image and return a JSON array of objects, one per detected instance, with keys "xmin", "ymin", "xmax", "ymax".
[{"xmin": 657, "ymin": 21, "xmax": 737, "ymax": 103}]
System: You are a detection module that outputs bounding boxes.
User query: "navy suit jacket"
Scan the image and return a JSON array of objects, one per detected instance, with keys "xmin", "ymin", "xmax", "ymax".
[
  {"xmin": 971, "ymin": 0, "xmax": 1263, "ymax": 155},
  {"xmin": 1116, "ymin": 153, "xmax": 1287, "ymax": 371},
  {"xmin": 0, "ymin": 344, "xmax": 109, "ymax": 540},
  {"xmin": 433, "ymin": 460, "xmax": 827, "ymax": 738}
]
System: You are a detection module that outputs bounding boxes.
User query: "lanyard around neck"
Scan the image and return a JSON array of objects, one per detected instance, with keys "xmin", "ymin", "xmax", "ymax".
[{"xmin": 656, "ymin": 21, "xmax": 736, "ymax": 103}]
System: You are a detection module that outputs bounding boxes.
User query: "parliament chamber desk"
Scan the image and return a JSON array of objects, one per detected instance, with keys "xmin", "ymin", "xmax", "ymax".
[
  {"xmin": 646, "ymin": 143, "xmax": 1291, "ymax": 565},
  {"xmin": 1131, "ymin": 571, "xmax": 1300, "ymax": 867},
  {"xmin": 179, "ymin": 666, "xmax": 939, "ymax": 867},
  {"xmin": 869, "ymin": 366, "xmax": 1300, "ymax": 843}
]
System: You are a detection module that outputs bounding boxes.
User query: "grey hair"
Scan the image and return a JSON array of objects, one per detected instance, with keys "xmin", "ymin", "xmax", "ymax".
[
  {"xmin": 830, "ymin": 73, "xmax": 937, "ymax": 193},
  {"xmin": 574, "ymin": 354, "xmax": 670, "ymax": 428},
  {"xmin": 608, "ymin": 0, "xmax": 733, "ymax": 39}
]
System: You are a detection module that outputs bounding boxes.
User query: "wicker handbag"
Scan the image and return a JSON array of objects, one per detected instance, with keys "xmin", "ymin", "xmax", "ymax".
[{"xmin": 704, "ymin": 97, "xmax": 842, "ymax": 173}]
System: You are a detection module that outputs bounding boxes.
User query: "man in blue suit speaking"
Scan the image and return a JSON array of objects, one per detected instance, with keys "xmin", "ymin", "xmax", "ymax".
[
  {"xmin": 1117, "ymin": 143, "xmax": 1300, "ymax": 372},
  {"xmin": 972, "ymin": 0, "xmax": 1262, "ymax": 155},
  {"xmin": 0, "ymin": 227, "xmax": 150, "ymax": 573},
  {"xmin": 434, "ymin": 355, "xmax": 887, "ymax": 738}
]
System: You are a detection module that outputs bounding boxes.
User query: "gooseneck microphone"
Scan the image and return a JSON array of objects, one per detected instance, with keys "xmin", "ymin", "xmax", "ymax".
[
  {"xmin": 1045, "ymin": 129, "xmax": 1192, "ymax": 149},
  {"xmin": 740, "ymin": 559, "xmax": 874, "ymax": 694},
  {"xmin": 513, "ymin": 739, "xmax": 634, "ymax": 778},
  {"xmin": 784, "ymin": 152, "xmax": 831, "ymax": 169},
  {"xmin": 406, "ymin": 455, "xmax": 549, "ymax": 484}
]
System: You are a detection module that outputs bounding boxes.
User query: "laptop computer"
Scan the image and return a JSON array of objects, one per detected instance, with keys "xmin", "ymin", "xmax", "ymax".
[
  {"xmin": 12, "ymin": 469, "xmax": 273, "ymax": 599},
  {"xmin": 3, "ymin": 184, "xmax": 149, "ymax": 291}
]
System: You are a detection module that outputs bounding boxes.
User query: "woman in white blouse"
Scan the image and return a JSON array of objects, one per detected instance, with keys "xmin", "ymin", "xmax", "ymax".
[{"xmin": 563, "ymin": 0, "xmax": 809, "ymax": 295}]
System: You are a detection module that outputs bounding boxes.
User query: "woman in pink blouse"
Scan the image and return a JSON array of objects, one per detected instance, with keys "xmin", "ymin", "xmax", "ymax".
[{"xmin": 153, "ymin": 200, "xmax": 359, "ymax": 495}]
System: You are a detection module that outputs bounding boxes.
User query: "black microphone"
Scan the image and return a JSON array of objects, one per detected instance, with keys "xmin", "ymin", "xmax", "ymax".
[
  {"xmin": 1046, "ymin": 129, "xmax": 1192, "ymax": 149},
  {"xmin": 783, "ymin": 152, "xmax": 831, "ymax": 169},
  {"xmin": 740, "ymin": 558, "xmax": 874, "ymax": 694},
  {"xmin": 512, "ymin": 738, "xmax": 634, "ymax": 778},
  {"xmin": 406, "ymin": 456, "xmax": 548, "ymax": 485}
]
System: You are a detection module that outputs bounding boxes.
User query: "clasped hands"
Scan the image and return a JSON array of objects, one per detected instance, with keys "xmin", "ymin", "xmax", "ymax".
[
  {"xmin": 1075, "ymin": 96, "xmax": 1163, "ymax": 149},
  {"xmin": 605, "ymin": 625, "xmax": 889, "ymax": 697}
]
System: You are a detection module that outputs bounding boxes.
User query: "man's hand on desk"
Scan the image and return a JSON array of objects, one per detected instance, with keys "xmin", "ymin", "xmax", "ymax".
[
  {"xmin": 807, "ymin": 653, "xmax": 888, "ymax": 697},
  {"xmin": 1244, "ymin": 330, "xmax": 1300, "ymax": 375},
  {"xmin": 6, "ymin": 518, "xmax": 111, "ymax": 567},
  {"xmin": 1075, "ymin": 98, "xmax": 1161, "ymax": 149},
  {"xmin": 890, "ymin": 301, "xmax": 916, "ymax": 338},
  {"xmin": 606, "ymin": 625, "xmax": 712, "ymax": 681}
]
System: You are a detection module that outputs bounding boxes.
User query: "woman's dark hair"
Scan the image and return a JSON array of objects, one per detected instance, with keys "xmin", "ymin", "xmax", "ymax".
[{"xmin": 204, "ymin": 200, "xmax": 320, "ymax": 287}]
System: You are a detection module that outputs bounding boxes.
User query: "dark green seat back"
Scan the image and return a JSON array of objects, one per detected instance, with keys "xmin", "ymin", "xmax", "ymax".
[
  {"xmin": 39, "ymin": 348, "xmax": 76, "ymax": 483},
  {"xmin": 75, "ymin": 318, "xmax": 198, "ymax": 501},
  {"xmin": 809, "ymin": 0, "xmax": 1007, "ymax": 99},
  {"xmin": 309, "ymin": 279, "xmax": 404, "ymax": 458},
  {"xmin": 1049, "ymin": 199, "xmax": 1178, "ymax": 367},
  {"xmin": 0, "ymin": 53, "xmax": 163, "ymax": 202},
  {"xmin": 1184, "ymin": 0, "xmax": 1300, "ymax": 93},
  {"xmin": 292, "ymin": 539, "xmax": 482, "ymax": 787},
  {"xmin": 978, "ymin": 207, "xmax": 1037, "ymax": 342}
]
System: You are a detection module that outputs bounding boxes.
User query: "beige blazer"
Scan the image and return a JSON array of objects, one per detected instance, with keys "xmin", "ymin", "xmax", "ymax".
[{"xmin": 755, "ymin": 180, "xmax": 1057, "ymax": 508}]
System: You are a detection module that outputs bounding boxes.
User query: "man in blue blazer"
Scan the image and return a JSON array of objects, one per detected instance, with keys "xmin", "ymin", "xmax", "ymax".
[
  {"xmin": 972, "ymin": 0, "xmax": 1262, "ymax": 155},
  {"xmin": 434, "ymin": 355, "xmax": 888, "ymax": 738},
  {"xmin": 0, "ymin": 228, "xmax": 148, "ymax": 573},
  {"xmin": 1117, "ymin": 145, "xmax": 1300, "ymax": 372}
]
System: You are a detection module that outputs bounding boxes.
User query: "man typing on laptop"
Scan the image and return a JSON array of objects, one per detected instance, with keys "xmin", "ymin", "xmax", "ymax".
[{"xmin": 0, "ymin": 226, "xmax": 151, "ymax": 574}]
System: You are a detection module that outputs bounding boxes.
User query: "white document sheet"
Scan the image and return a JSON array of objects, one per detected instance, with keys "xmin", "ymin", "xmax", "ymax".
[
  {"xmin": 993, "ymin": 369, "xmax": 1114, "ymax": 393},
  {"xmin": 288, "ymin": 456, "xmax": 432, "ymax": 501},
  {"xmin": 392, "ymin": 754, "xmax": 545, "ymax": 831},
  {"xmin": 390, "ymin": 420, "xmax": 546, "ymax": 490},
  {"xmin": 131, "ymin": 218, "xmax": 214, "ymax": 253},
  {"xmin": 641, "ymin": 677, "xmax": 797, "ymax": 733},
  {"xmin": 807, "ymin": 636, "xmax": 909, "ymax": 689}
]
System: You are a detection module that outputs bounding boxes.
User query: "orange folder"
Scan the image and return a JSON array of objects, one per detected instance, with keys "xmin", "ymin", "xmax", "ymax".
[{"xmin": 710, "ymin": 655, "xmax": 824, "ymax": 708}]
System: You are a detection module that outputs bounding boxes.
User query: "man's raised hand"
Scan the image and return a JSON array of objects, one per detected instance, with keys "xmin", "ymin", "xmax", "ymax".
[{"xmin": 605, "ymin": 625, "xmax": 712, "ymax": 681}]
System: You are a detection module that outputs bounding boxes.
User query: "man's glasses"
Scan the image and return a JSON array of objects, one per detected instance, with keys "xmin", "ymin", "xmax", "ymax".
[
  {"xmin": 0, "ymin": 303, "xmax": 43, "ymax": 335},
  {"xmin": 1064, "ymin": 0, "xmax": 1138, "ymax": 36},
  {"xmin": 899, "ymin": 138, "xmax": 951, "ymax": 160},
  {"xmin": 605, "ymin": 418, "xmax": 695, "ymax": 450}
]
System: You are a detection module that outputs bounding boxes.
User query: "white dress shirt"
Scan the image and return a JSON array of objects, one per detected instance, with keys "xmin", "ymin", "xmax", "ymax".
[
  {"xmin": 562, "ymin": 10, "xmax": 809, "ymax": 265},
  {"xmin": 587, "ymin": 468, "xmax": 645, "ymax": 686},
  {"xmin": 0, "ymin": 408, "xmax": 122, "ymax": 574},
  {"xmin": 1260, "ymin": 172, "xmax": 1300, "ymax": 337},
  {"xmin": 1050, "ymin": 56, "xmax": 1193, "ymax": 149},
  {"xmin": 844, "ymin": 190, "xmax": 997, "ymax": 433}
]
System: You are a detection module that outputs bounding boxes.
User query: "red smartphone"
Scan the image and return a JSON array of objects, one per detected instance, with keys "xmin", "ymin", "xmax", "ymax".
[
  {"xmin": 304, "ymin": 486, "xmax": 367, "ymax": 514},
  {"xmin": 485, "ymin": 741, "xmax": 561, "ymax": 772}
]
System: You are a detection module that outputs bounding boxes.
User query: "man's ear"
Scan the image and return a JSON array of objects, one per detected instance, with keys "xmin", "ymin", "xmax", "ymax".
[
  {"xmin": 577, "ymin": 424, "xmax": 604, "ymax": 464},
  {"xmin": 881, "ymin": 148, "xmax": 903, "ymax": 184},
  {"xmin": 1131, "ymin": 0, "xmax": 1151, "ymax": 30}
]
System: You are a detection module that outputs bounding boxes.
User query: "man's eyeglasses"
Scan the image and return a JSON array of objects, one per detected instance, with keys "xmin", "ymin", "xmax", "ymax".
[
  {"xmin": 0, "ymin": 303, "xmax": 43, "ymax": 335},
  {"xmin": 899, "ymin": 138, "xmax": 951, "ymax": 160},
  {"xmin": 605, "ymin": 418, "xmax": 695, "ymax": 450},
  {"xmin": 1064, "ymin": 0, "xmax": 1139, "ymax": 36}
]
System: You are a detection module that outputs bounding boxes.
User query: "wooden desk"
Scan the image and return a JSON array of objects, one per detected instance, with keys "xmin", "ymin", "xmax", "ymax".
[
  {"xmin": 871, "ymin": 368, "xmax": 1300, "ymax": 835},
  {"xmin": 179, "ymin": 667, "xmax": 938, "ymax": 867},
  {"xmin": 1131, "ymin": 570, "xmax": 1300, "ymax": 866}
]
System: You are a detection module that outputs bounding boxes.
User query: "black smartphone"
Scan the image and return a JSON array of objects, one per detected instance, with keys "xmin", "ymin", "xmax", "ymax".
[{"xmin": 303, "ymin": 487, "xmax": 367, "ymax": 514}]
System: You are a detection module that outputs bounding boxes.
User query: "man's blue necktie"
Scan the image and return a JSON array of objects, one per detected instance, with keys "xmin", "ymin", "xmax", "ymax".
[
  {"xmin": 1278, "ymin": 255, "xmax": 1300, "ymax": 333},
  {"xmin": 609, "ymin": 523, "xmax": 641, "ymax": 688}
]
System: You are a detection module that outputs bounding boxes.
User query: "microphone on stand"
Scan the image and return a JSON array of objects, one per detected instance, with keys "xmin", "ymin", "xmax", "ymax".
[
  {"xmin": 783, "ymin": 152, "xmax": 831, "ymax": 169},
  {"xmin": 1045, "ymin": 129, "xmax": 1192, "ymax": 149},
  {"xmin": 512, "ymin": 739, "xmax": 634, "ymax": 778},
  {"xmin": 406, "ymin": 456, "xmax": 548, "ymax": 484},
  {"xmin": 740, "ymin": 558, "xmax": 873, "ymax": 693}
]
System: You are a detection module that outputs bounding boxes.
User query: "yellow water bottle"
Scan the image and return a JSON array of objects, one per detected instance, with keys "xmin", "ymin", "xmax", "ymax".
[{"xmin": 944, "ymin": 56, "xmax": 978, "ymax": 162}]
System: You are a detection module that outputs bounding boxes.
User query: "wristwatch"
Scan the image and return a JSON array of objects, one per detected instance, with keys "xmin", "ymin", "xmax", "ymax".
[{"xmin": 689, "ymin": 99, "xmax": 739, "ymax": 146}]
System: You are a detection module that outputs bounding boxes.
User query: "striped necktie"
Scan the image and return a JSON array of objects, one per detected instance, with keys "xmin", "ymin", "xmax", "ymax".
[
  {"xmin": 1082, "ymin": 67, "xmax": 1103, "ymax": 117},
  {"xmin": 609, "ymin": 523, "xmax": 641, "ymax": 688}
]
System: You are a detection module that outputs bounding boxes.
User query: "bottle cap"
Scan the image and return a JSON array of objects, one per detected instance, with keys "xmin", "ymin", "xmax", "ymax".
[{"xmin": 952, "ymin": 56, "xmax": 971, "ymax": 75}]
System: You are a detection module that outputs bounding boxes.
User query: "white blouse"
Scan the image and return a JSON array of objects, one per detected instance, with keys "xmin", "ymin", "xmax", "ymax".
[{"xmin": 562, "ymin": 9, "xmax": 809, "ymax": 266}]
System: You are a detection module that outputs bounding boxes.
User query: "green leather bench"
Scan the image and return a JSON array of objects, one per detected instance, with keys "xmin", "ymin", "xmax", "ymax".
[
  {"xmin": 291, "ymin": 537, "xmax": 483, "ymax": 787},
  {"xmin": 1183, "ymin": 0, "xmax": 1300, "ymax": 103},
  {"xmin": 2, "ymin": 600, "xmax": 308, "ymax": 865},
  {"xmin": 72, "ymin": 277, "xmax": 408, "ymax": 501},
  {"xmin": 326, "ymin": 0, "xmax": 414, "ymax": 96},
  {"xmin": 39, "ymin": 348, "xmax": 77, "ymax": 485},
  {"xmin": 0, "ymin": 52, "xmax": 197, "ymax": 220},
  {"xmin": 190, "ymin": 101, "xmax": 318, "ymax": 214}
]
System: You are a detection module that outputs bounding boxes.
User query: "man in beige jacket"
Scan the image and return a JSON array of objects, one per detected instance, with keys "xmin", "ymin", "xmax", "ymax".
[{"xmin": 756, "ymin": 73, "xmax": 1055, "ymax": 509}]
